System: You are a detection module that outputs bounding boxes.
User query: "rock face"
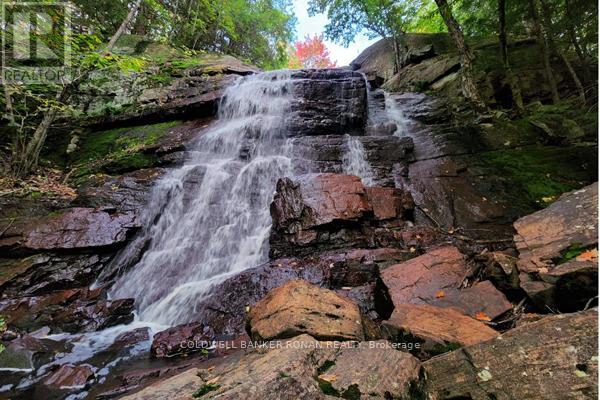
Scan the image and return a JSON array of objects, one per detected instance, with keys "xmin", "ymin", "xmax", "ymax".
[
  {"xmin": 383, "ymin": 304, "xmax": 499, "ymax": 353},
  {"xmin": 0, "ymin": 287, "xmax": 134, "ymax": 333},
  {"xmin": 0, "ymin": 207, "xmax": 138, "ymax": 253},
  {"xmin": 318, "ymin": 340, "xmax": 422, "ymax": 399},
  {"xmin": 381, "ymin": 246, "xmax": 512, "ymax": 319},
  {"xmin": 75, "ymin": 54, "xmax": 259, "ymax": 126},
  {"xmin": 151, "ymin": 323, "xmax": 215, "ymax": 358},
  {"xmin": 290, "ymin": 135, "xmax": 414, "ymax": 187},
  {"xmin": 247, "ymin": 279, "xmax": 365, "ymax": 341},
  {"xmin": 269, "ymin": 173, "xmax": 415, "ymax": 257},
  {"xmin": 514, "ymin": 183, "xmax": 598, "ymax": 311},
  {"xmin": 424, "ymin": 309, "xmax": 598, "ymax": 400},
  {"xmin": 288, "ymin": 69, "xmax": 367, "ymax": 136},
  {"xmin": 121, "ymin": 335, "xmax": 423, "ymax": 400}
]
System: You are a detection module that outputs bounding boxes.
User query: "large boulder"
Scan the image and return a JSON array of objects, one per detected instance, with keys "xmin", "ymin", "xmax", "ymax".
[
  {"xmin": 247, "ymin": 279, "xmax": 365, "ymax": 342},
  {"xmin": 380, "ymin": 246, "xmax": 512, "ymax": 320},
  {"xmin": 383, "ymin": 304, "xmax": 499, "ymax": 355},
  {"xmin": 121, "ymin": 335, "xmax": 423, "ymax": 400},
  {"xmin": 424, "ymin": 309, "xmax": 598, "ymax": 399},
  {"xmin": 514, "ymin": 183, "xmax": 598, "ymax": 311},
  {"xmin": 269, "ymin": 173, "xmax": 415, "ymax": 257}
]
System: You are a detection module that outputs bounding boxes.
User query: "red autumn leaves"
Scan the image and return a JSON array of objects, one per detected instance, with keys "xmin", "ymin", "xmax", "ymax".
[{"xmin": 289, "ymin": 34, "xmax": 337, "ymax": 69}]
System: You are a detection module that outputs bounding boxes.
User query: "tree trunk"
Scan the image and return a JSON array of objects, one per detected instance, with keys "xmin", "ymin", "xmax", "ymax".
[
  {"xmin": 391, "ymin": 35, "xmax": 402, "ymax": 74},
  {"xmin": 529, "ymin": 0, "xmax": 560, "ymax": 104},
  {"xmin": 12, "ymin": 0, "xmax": 144, "ymax": 177},
  {"xmin": 564, "ymin": 0, "xmax": 591, "ymax": 81},
  {"xmin": 498, "ymin": 0, "xmax": 524, "ymax": 112},
  {"xmin": 106, "ymin": 0, "xmax": 143, "ymax": 53},
  {"xmin": 434, "ymin": 0, "xmax": 486, "ymax": 111},
  {"xmin": 538, "ymin": 0, "xmax": 585, "ymax": 104}
]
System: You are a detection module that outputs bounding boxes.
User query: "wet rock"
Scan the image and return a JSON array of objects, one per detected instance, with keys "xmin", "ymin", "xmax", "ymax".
[
  {"xmin": 269, "ymin": 173, "xmax": 415, "ymax": 257},
  {"xmin": 248, "ymin": 279, "xmax": 365, "ymax": 341},
  {"xmin": 288, "ymin": 69, "xmax": 367, "ymax": 136},
  {"xmin": 0, "ymin": 208, "xmax": 138, "ymax": 253},
  {"xmin": 0, "ymin": 288, "xmax": 134, "ymax": 334},
  {"xmin": 52, "ymin": 298, "xmax": 135, "ymax": 333},
  {"xmin": 424, "ymin": 309, "xmax": 598, "ymax": 399},
  {"xmin": 0, "ymin": 254, "xmax": 111, "ymax": 297},
  {"xmin": 151, "ymin": 323, "xmax": 215, "ymax": 358},
  {"xmin": 383, "ymin": 304, "xmax": 498, "ymax": 355},
  {"xmin": 110, "ymin": 327, "xmax": 150, "ymax": 349},
  {"xmin": 290, "ymin": 135, "xmax": 413, "ymax": 186},
  {"xmin": 43, "ymin": 364, "xmax": 94, "ymax": 389},
  {"xmin": 74, "ymin": 168, "xmax": 166, "ymax": 215},
  {"xmin": 514, "ymin": 183, "xmax": 598, "ymax": 311},
  {"xmin": 381, "ymin": 246, "xmax": 512, "ymax": 319},
  {"xmin": 190, "ymin": 257, "xmax": 330, "ymax": 335},
  {"xmin": 365, "ymin": 186, "xmax": 414, "ymax": 220},
  {"xmin": 0, "ymin": 335, "xmax": 71, "ymax": 375}
]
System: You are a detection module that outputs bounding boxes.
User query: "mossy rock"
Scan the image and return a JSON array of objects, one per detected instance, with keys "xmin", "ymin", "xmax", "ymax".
[{"xmin": 70, "ymin": 120, "xmax": 182, "ymax": 181}]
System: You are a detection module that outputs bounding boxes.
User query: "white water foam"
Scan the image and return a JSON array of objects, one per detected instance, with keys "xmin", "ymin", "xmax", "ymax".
[{"xmin": 108, "ymin": 71, "xmax": 295, "ymax": 325}]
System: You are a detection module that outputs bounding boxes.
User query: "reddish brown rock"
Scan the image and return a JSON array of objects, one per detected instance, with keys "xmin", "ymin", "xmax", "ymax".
[
  {"xmin": 365, "ymin": 186, "xmax": 414, "ymax": 220},
  {"xmin": 514, "ymin": 183, "xmax": 598, "ymax": 311},
  {"xmin": 269, "ymin": 173, "xmax": 415, "ymax": 257},
  {"xmin": 321, "ymin": 340, "xmax": 422, "ymax": 398},
  {"xmin": 0, "ymin": 207, "xmax": 138, "ymax": 252},
  {"xmin": 383, "ymin": 304, "xmax": 499, "ymax": 353},
  {"xmin": 514, "ymin": 183, "xmax": 598, "ymax": 273},
  {"xmin": 111, "ymin": 327, "xmax": 150, "ymax": 349},
  {"xmin": 424, "ymin": 309, "xmax": 598, "ymax": 400},
  {"xmin": 381, "ymin": 246, "xmax": 512, "ymax": 319},
  {"xmin": 151, "ymin": 322, "xmax": 215, "ymax": 358},
  {"xmin": 248, "ymin": 279, "xmax": 365, "ymax": 341},
  {"xmin": 43, "ymin": 364, "xmax": 94, "ymax": 389}
]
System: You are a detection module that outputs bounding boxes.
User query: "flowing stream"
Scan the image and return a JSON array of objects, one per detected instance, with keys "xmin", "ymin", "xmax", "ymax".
[
  {"xmin": 384, "ymin": 92, "xmax": 409, "ymax": 136},
  {"xmin": 109, "ymin": 71, "xmax": 294, "ymax": 325}
]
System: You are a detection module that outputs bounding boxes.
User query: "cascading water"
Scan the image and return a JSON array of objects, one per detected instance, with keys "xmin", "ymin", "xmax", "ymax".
[
  {"xmin": 109, "ymin": 71, "xmax": 294, "ymax": 325},
  {"xmin": 384, "ymin": 92, "xmax": 409, "ymax": 136},
  {"xmin": 342, "ymin": 134, "xmax": 374, "ymax": 186}
]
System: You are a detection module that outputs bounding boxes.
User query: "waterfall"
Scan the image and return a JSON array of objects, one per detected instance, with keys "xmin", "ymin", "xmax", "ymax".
[
  {"xmin": 384, "ymin": 92, "xmax": 409, "ymax": 136},
  {"xmin": 342, "ymin": 134, "xmax": 374, "ymax": 186},
  {"xmin": 109, "ymin": 71, "xmax": 294, "ymax": 325}
]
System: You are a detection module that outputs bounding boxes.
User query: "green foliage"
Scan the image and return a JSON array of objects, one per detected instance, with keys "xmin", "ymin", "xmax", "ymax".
[
  {"xmin": 192, "ymin": 383, "xmax": 220, "ymax": 398},
  {"xmin": 308, "ymin": 0, "xmax": 420, "ymax": 45},
  {"xmin": 552, "ymin": 243, "xmax": 593, "ymax": 265}
]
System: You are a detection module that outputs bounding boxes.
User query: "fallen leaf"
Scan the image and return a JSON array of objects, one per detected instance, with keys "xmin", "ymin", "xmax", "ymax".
[
  {"xmin": 435, "ymin": 290, "xmax": 445, "ymax": 298},
  {"xmin": 319, "ymin": 374, "xmax": 337, "ymax": 382},
  {"xmin": 475, "ymin": 311, "xmax": 492, "ymax": 321},
  {"xmin": 576, "ymin": 249, "xmax": 598, "ymax": 262}
]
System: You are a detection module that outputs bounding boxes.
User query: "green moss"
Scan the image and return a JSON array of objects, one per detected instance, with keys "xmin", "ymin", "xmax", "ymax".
[
  {"xmin": 480, "ymin": 144, "xmax": 597, "ymax": 209},
  {"xmin": 318, "ymin": 379, "xmax": 341, "ymax": 397},
  {"xmin": 71, "ymin": 120, "xmax": 181, "ymax": 180},
  {"xmin": 192, "ymin": 383, "xmax": 220, "ymax": 398},
  {"xmin": 430, "ymin": 341, "xmax": 462, "ymax": 356},
  {"xmin": 317, "ymin": 360, "xmax": 336, "ymax": 375},
  {"xmin": 341, "ymin": 384, "xmax": 361, "ymax": 400},
  {"xmin": 552, "ymin": 243, "xmax": 594, "ymax": 265}
]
